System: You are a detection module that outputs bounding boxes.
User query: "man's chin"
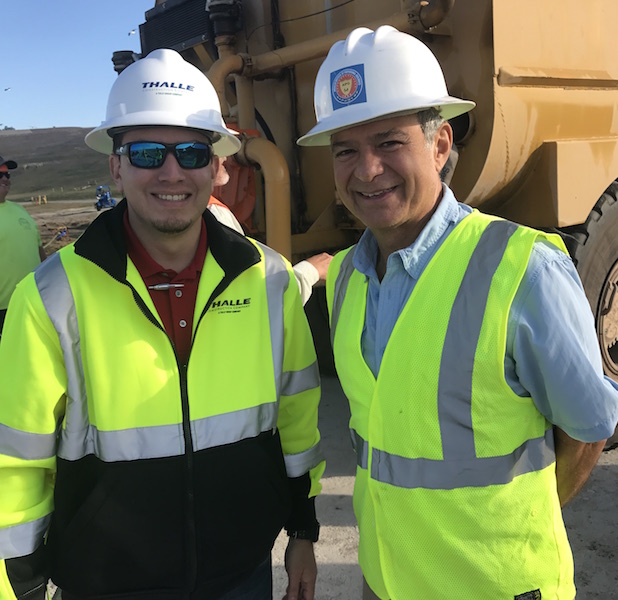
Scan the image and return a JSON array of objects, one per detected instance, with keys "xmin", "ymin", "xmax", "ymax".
[{"xmin": 153, "ymin": 220, "xmax": 193, "ymax": 235}]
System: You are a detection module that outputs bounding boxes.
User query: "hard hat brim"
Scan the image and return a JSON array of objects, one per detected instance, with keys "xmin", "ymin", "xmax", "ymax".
[{"xmin": 297, "ymin": 98, "xmax": 476, "ymax": 147}]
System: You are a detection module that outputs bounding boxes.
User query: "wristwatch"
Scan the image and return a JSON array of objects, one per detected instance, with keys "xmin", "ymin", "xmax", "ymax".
[{"xmin": 287, "ymin": 522, "xmax": 320, "ymax": 543}]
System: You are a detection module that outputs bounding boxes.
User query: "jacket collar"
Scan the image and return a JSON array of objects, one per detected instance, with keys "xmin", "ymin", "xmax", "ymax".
[{"xmin": 74, "ymin": 198, "xmax": 261, "ymax": 284}]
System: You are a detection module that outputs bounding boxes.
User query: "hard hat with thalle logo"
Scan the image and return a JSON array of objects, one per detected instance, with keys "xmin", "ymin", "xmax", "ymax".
[{"xmin": 85, "ymin": 48, "xmax": 241, "ymax": 157}]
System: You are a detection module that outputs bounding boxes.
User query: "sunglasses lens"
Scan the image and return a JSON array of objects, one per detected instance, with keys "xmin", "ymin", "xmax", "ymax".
[
  {"xmin": 0, "ymin": 172, "xmax": 10, "ymax": 179},
  {"xmin": 128, "ymin": 143, "xmax": 166, "ymax": 169},
  {"xmin": 175, "ymin": 143, "xmax": 211, "ymax": 169},
  {"xmin": 123, "ymin": 142, "xmax": 212, "ymax": 169}
]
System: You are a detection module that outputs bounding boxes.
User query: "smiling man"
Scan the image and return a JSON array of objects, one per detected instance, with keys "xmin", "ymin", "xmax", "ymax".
[
  {"xmin": 0, "ymin": 49, "xmax": 324, "ymax": 600},
  {"xmin": 298, "ymin": 26, "xmax": 618, "ymax": 600}
]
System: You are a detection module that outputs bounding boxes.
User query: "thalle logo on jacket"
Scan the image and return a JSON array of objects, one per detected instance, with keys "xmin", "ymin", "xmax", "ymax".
[{"xmin": 210, "ymin": 297, "xmax": 252, "ymax": 314}]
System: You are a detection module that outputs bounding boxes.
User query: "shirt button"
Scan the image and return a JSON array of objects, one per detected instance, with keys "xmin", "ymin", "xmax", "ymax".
[
  {"xmin": 175, "ymin": 289, "xmax": 183, "ymax": 297},
  {"xmin": 179, "ymin": 319, "xmax": 187, "ymax": 328}
]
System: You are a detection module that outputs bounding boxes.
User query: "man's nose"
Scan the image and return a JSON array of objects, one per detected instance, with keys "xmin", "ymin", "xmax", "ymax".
[{"xmin": 354, "ymin": 149, "xmax": 384, "ymax": 182}]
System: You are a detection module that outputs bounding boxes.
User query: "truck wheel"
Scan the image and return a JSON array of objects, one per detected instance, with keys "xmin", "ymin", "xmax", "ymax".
[{"xmin": 562, "ymin": 181, "xmax": 618, "ymax": 449}]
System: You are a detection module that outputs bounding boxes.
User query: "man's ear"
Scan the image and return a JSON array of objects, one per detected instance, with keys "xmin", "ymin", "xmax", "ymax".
[
  {"xmin": 109, "ymin": 155, "xmax": 123, "ymax": 194},
  {"xmin": 434, "ymin": 122, "xmax": 454, "ymax": 174},
  {"xmin": 211, "ymin": 155, "xmax": 221, "ymax": 179}
]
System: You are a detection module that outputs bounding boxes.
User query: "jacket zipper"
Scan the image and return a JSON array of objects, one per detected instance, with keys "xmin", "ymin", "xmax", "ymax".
[
  {"xmin": 121, "ymin": 230, "xmax": 259, "ymax": 595},
  {"xmin": 179, "ymin": 362, "xmax": 196, "ymax": 598},
  {"xmin": 127, "ymin": 271, "xmax": 244, "ymax": 596},
  {"xmin": 126, "ymin": 285, "xmax": 196, "ymax": 597}
]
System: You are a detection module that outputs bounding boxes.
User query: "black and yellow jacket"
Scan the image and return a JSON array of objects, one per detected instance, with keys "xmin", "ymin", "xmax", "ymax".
[{"xmin": 0, "ymin": 201, "xmax": 324, "ymax": 599}]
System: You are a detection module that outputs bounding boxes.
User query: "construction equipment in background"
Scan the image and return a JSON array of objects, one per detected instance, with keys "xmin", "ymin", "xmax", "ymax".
[
  {"xmin": 113, "ymin": 0, "xmax": 618, "ymax": 445},
  {"xmin": 43, "ymin": 227, "xmax": 68, "ymax": 250},
  {"xmin": 94, "ymin": 185, "xmax": 117, "ymax": 211}
]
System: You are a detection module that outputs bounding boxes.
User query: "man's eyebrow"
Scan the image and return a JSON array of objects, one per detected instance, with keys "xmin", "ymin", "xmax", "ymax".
[
  {"xmin": 331, "ymin": 128, "xmax": 409, "ymax": 149},
  {"xmin": 373, "ymin": 128, "xmax": 408, "ymax": 141}
]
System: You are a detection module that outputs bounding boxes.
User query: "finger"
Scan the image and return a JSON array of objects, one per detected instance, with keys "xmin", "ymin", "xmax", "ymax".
[
  {"xmin": 301, "ymin": 577, "xmax": 316, "ymax": 600},
  {"xmin": 285, "ymin": 576, "xmax": 301, "ymax": 600}
]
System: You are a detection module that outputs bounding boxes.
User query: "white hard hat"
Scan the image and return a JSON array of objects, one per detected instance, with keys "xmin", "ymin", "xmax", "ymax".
[
  {"xmin": 297, "ymin": 26, "xmax": 475, "ymax": 147},
  {"xmin": 85, "ymin": 48, "xmax": 241, "ymax": 157}
]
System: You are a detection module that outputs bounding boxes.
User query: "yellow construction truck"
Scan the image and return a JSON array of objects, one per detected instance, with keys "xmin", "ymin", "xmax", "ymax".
[{"xmin": 114, "ymin": 0, "xmax": 618, "ymax": 443}]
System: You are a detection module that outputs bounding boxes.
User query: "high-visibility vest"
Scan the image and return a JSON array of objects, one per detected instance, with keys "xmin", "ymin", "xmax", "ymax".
[
  {"xmin": 327, "ymin": 210, "xmax": 575, "ymax": 599},
  {"xmin": 0, "ymin": 207, "xmax": 323, "ymax": 596}
]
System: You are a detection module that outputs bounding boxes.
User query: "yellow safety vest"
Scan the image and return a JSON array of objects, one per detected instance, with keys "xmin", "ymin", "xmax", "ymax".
[{"xmin": 327, "ymin": 211, "xmax": 574, "ymax": 599}]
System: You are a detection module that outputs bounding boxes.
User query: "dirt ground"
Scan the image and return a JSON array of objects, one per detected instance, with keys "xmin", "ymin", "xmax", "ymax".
[
  {"xmin": 23, "ymin": 199, "xmax": 99, "ymax": 254},
  {"xmin": 30, "ymin": 202, "xmax": 617, "ymax": 599}
]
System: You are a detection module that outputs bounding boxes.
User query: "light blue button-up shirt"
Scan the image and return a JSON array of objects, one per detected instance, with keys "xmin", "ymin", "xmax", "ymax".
[{"xmin": 352, "ymin": 185, "xmax": 618, "ymax": 442}]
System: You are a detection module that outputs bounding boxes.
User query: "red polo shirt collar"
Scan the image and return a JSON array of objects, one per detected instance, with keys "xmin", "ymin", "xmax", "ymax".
[{"xmin": 123, "ymin": 211, "xmax": 208, "ymax": 365}]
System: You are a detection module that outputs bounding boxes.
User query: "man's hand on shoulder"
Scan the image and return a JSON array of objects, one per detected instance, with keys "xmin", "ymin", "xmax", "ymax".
[
  {"xmin": 282, "ymin": 538, "xmax": 317, "ymax": 600},
  {"xmin": 305, "ymin": 252, "xmax": 333, "ymax": 282}
]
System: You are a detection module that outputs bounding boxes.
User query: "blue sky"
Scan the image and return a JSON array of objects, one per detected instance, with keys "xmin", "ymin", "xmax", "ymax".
[{"xmin": 2, "ymin": 1, "xmax": 154, "ymax": 130}]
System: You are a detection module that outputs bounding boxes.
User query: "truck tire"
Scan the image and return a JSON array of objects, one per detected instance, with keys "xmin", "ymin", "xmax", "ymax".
[{"xmin": 561, "ymin": 181, "xmax": 618, "ymax": 449}]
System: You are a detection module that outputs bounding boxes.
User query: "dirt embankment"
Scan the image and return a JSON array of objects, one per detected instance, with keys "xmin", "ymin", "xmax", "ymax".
[{"xmin": 24, "ymin": 200, "xmax": 102, "ymax": 254}]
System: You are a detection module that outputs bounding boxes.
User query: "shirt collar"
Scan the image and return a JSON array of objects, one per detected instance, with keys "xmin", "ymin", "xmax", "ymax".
[{"xmin": 353, "ymin": 184, "xmax": 461, "ymax": 280}]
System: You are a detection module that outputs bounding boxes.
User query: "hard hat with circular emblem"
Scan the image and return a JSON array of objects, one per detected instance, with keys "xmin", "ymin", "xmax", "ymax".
[
  {"xmin": 85, "ymin": 48, "xmax": 241, "ymax": 157},
  {"xmin": 297, "ymin": 26, "xmax": 475, "ymax": 147}
]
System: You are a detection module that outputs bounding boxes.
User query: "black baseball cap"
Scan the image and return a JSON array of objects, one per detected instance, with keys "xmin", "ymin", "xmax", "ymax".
[{"xmin": 0, "ymin": 156, "xmax": 17, "ymax": 169}]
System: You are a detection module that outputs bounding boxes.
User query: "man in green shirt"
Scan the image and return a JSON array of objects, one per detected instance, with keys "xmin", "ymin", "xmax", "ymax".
[{"xmin": 0, "ymin": 155, "xmax": 46, "ymax": 334}]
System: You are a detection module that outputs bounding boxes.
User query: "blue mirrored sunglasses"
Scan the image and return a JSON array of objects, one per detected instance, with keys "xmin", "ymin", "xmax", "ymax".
[{"xmin": 115, "ymin": 141, "xmax": 213, "ymax": 169}]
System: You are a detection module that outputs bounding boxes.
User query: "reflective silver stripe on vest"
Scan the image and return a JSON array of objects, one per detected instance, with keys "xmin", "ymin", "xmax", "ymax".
[
  {"xmin": 52, "ymin": 405, "xmax": 280, "ymax": 463},
  {"xmin": 284, "ymin": 441, "xmax": 324, "ymax": 477},
  {"xmin": 256, "ymin": 241, "xmax": 289, "ymax": 400},
  {"xmin": 342, "ymin": 221, "xmax": 555, "ymax": 489},
  {"xmin": 350, "ymin": 428, "xmax": 369, "ymax": 470},
  {"xmin": 330, "ymin": 248, "xmax": 356, "ymax": 347},
  {"xmin": 0, "ymin": 422, "xmax": 56, "ymax": 460},
  {"xmin": 256, "ymin": 241, "xmax": 319, "ymax": 400},
  {"xmin": 67, "ymin": 423, "xmax": 185, "ymax": 462},
  {"xmin": 192, "ymin": 404, "xmax": 278, "ymax": 453},
  {"xmin": 281, "ymin": 362, "xmax": 320, "ymax": 396},
  {"xmin": 0, "ymin": 515, "xmax": 51, "ymax": 560},
  {"xmin": 371, "ymin": 429, "xmax": 555, "ymax": 490},
  {"xmin": 438, "ymin": 220, "xmax": 519, "ymax": 460},
  {"xmin": 35, "ymin": 254, "xmax": 90, "ymax": 462}
]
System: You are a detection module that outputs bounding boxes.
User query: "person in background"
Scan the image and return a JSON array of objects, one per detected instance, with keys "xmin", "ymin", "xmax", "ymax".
[
  {"xmin": 208, "ymin": 157, "xmax": 332, "ymax": 305},
  {"xmin": 0, "ymin": 48, "xmax": 323, "ymax": 600},
  {"xmin": 298, "ymin": 26, "xmax": 618, "ymax": 599},
  {"xmin": 0, "ymin": 155, "xmax": 46, "ymax": 335}
]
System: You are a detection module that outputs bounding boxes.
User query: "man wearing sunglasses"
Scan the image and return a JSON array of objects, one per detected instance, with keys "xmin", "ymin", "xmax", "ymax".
[
  {"xmin": 0, "ymin": 49, "xmax": 323, "ymax": 600},
  {"xmin": 0, "ymin": 155, "xmax": 46, "ymax": 335}
]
